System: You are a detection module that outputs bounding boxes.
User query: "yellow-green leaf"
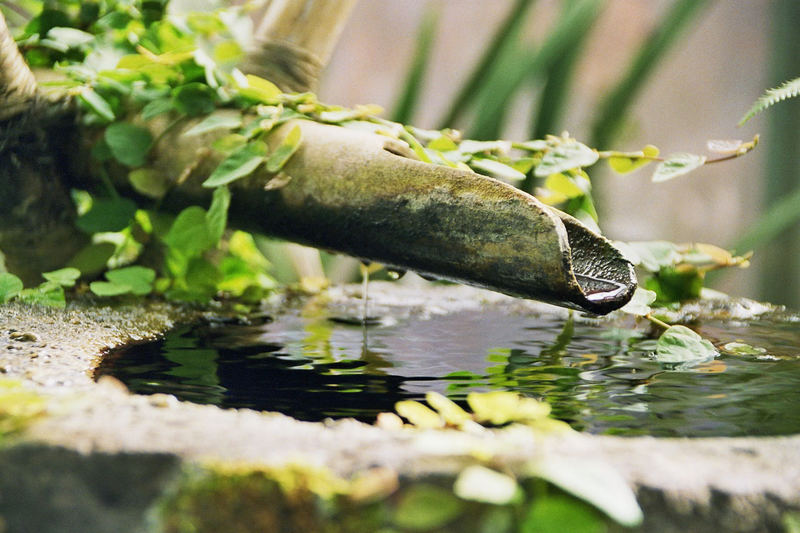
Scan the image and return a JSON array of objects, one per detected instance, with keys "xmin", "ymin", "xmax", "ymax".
[
  {"xmin": 545, "ymin": 173, "xmax": 583, "ymax": 199},
  {"xmin": 608, "ymin": 145, "xmax": 659, "ymax": 174},
  {"xmin": 266, "ymin": 124, "xmax": 302, "ymax": 173},
  {"xmin": 238, "ymin": 74, "xmax": 282, "ymax": 104}
]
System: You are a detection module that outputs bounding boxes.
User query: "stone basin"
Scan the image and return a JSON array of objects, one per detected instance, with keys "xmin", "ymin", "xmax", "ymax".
[{"xmin": 1, "ymin": 283, "xmax": 799, "ymax": 533}]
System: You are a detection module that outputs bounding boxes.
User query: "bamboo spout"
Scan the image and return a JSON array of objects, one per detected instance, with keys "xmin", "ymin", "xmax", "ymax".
[{"xmin": 154, "ymin": 119, "xmax": 636, "ymax": 314}]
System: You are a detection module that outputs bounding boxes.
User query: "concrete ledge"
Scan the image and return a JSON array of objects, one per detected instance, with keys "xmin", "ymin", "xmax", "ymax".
[{"xmin": 2, "ymin": 284, "xmax": 799, "ymax": 532}]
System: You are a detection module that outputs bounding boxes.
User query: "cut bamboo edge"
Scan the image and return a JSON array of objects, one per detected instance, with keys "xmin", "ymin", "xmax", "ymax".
[{"xmin": 143, "ymin": 117, "xmax": 636, "ymax": 315}]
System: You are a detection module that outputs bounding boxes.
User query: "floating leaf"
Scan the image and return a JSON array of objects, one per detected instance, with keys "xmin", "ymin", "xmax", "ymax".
[
  {"xmin": 184, "ymin": 112, "xmax": 243, "ymax": 136},
  {"xmin": 722, "ymin": 342, "xmax": 767, "ymax": 356},
  {"xmin": 203, "ymin": 141, "xmax": 267, "ymax": 187},
  {"xmin": 392, "ymin": 484, "xmax": 464, "ymax": 530},
  {"xmin": 453, "ymin": 465, "xmax": 520, "ymax": 505},
  {"xmin": 535, "ymin": 141, "xmax": 598, "ymax": 177},
  {"xmin": 42, "ymin": 268, "xmax": 80, "ymax": 287},
  {"xmin": 607, "ymin": 144, "xmax": 659, "ymax": 174},
  {"xmin": 469, "ymin": 158, "xmax": 526, "ymax": 182},
  {"xmin": 395, "ymin": 400, "xmax": 444, "ymax": 429},
  {"xmin": 104, "ymin": 122, "xmax": 153, "ymax": 167},
  {"xmin": 654, "ymin": 325, "xmax": 718, "ymax": 365},
  {"xmin": 105, "ymin": 266, "xmax": 155, "ymax": 296},
  {"xmin": 425, "ymin": 392, "xmax": 471, "ymax": 426},
  {"xmin": 529, "ymin": 456, "xmax": 643, "ymax": 527},
  {"xmin": 266, "ymin": 124, "xmax": 303, "ymax": 173},
  {"xmin": 651, "ymin": 152, "xmax": 706, "ymax": 182},
  {"xmin": 619, "ymin": 287, "xmax": 656, "ymax": 317},
  {"xmin": 76, "ymin": 197, "xmax": 138, "ymax": 233},
  {"xmin": 0, "ymin": 273, "xmax": 24, "ymax": 303}
]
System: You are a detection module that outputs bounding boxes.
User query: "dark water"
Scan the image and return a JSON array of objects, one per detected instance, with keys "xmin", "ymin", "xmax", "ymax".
[{"xmin": 95, "ymin": 308, "xmax": 800, "ymax": 437}]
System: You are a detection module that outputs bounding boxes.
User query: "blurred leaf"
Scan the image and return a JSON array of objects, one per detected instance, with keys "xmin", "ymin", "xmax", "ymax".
[
  {"xmin": 205, "ymin": 186, "xmax": 231, "ymax": 247},
  {"xmin": 105, "ymin": 266, "xmax": 155, "ymax": 295},
  {"xmin": 467, "ymin": 391, "xmax": 550, "ymax": 426},
  {"xmin": 129, "ymin": 168, "xmax": 168, "ymax": 198},
  {"xmin": 529, "ymin": 456, "xmax": 643, "ymax": 527},
  {"xmin": 89, "ymin": 280, "xmax": 132, "ymax": 296},
  {"xmin": 162, "ymin": 206, "xmax": 212, "ymax": 257},
  {"xmin": 79, "ymin": 88, "xmax": 115, "ymax": 121},
  {"xmin": 651, "ymin": 152, "xmax": 706, "ymax": 182},
  {"xmin": 67, "ymin": 242, "xmax": 117, "ymax": 277},
  {"xmin": 535, "ymin": 141, "xmax": 598, "ymax": 177},
  {"xmin": 266, "ymin": 124, "xmax": 302, "ymax": 173},
  {"xmin": 522, "ymin": 495, "xmax": 606, "ymax": 533},
  {"xmin": 706, "ymin": 139, "xmax": 743, "ymax": 154},
  {"xmin": 453, "ymin": 465, "xmax": 521, "ymax": 505},
  {"xmin": 391, "ymin": 2, "xmax": 439, "ymax": 124},
  {"xmin": 203, "ymin": 141, "xmax": 267, "ymax": 187},
  {"xmin": 591, "ymin": 0, "xmax": 711, "ymax": 148},
  {"xmin": 0, "ymin": 273, "xmax": 24, "ymax": 303},
  {"xmin": 19, "ymin": 283, "xmax": 65, "ymax": 308},
  {"xmin": 396, "ymin": 400, "xmax": 444, "ymax": 429},
  {"xmin": 184, "ymin": 112, "xmax": 243, "ymax": 136},
  {"xmin": 104, "ymin": 122, "xmax": 153, "ymax": 167},
  {"xmin": 438, "ymin": 0, "xmax": 537, "ymax": 128},
  {"xmin": 644, "ymin": 267, "xmax": 703, "ymax": 303},
  {"xmin": 470, "ymin": 158, "xmax": 526, "ymax": 182},
  {"xmin": 393, "ymin": 484, "xmax": 464, "ymax": 531},
  {"xmin": 654, "ymin": 325, "xmax": 718, "ymax": 364},
  {"xmin": 425, "ymin": 392, "xmax": 471, "ymax": 426},
  {"xmin": 76, "ymin": 197, "xmax": 138, "ymax": 233},
  {"xmin": 141, "ymin": 98, "xmax": 174, "ymax": 119},
  {"xmin": 42, "ymin": 268, "xmax": 80, "ymax": 287},
  {"xmin": 469, "ymin": 0, "xmax": 602, "ymax": 140},
  {"xmin": 172, "ymin": 82, "xmax": 217, "ymax": 116},
  {"xmin": 607, "ymin": 145, "xmax": 659, "ymax": 174},
  {"xmin": 237, "ymin": 74, "xmax": 281, "ymax": 104}
]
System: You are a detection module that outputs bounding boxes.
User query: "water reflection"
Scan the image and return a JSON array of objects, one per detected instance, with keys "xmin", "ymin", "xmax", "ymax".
[{"xmin": 95, "ymin": 308, "xmax": 800, "ymax": 438}]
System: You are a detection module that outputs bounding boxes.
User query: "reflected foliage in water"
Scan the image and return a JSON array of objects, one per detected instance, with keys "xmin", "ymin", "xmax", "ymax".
[{"xmin": 95, "ymin": 309, "xmax": 800, "ymax": 437}]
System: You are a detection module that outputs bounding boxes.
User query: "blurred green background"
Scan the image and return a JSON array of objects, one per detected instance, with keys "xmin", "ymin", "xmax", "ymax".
[{"xmin": 317, "ymin": 0, "xmax": 800, "ymax": 308}]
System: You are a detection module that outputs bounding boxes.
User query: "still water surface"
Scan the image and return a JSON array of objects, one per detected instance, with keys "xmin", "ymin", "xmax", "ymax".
[{"xmin": 95, "ymin": 308, "xmax": 800, "ymax": 437}]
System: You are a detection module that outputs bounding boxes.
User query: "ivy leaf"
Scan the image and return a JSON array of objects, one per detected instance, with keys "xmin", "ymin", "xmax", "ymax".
[
  {"xmin": 237, "ymin": 74, "xmax": 282, "ymax": 104},
  {"xmin": 76, "ymin": 197, "xmax": 138, "ymax": 233},
  {"xmin": 42, "ymin": 268, "xmax": 80, "ymax": 287},
  {"xmin": 162, "ymin": 206, "xmax": 212, "ymax": 257},
  {"xmin": 89, "ymin": 281, "xmax": 132, "ymax": 297},
  {"xmin": 203, "ymin": 141, "xmax": 267, "ymax": 187},
  {"xmin": 105, "ymin": 266, "xmax": 155, "ymax": 296},
  {"xmin": 469, "ymin": 158, "xmax": 526, "ymax": 182},
  {"xmin": 104, "ymin": 122, "xmax": 153, "ymax": 167},
  {"xmin": 184, "ymin": 112, "xmax": 243, "ymax": 137},
  {"xmin": 266, "ymin": 125, "xmax": 303, "ymax": 173},
  {"xmin": 205, "ymin": 186, "xmax": 230, "ymax": 245},
  {"xmin": 535, "ymin": 141, "xmax": 599, "ymax": 177},
  {"xmin": 129, "ymin": 168, "xmax": 169, "ymax": 199},
  {"xmin": 652, "ymin": 153, "xmax": 706, "ymax": 183},
  {"xmin": 0, "ymin": 273, "xmax": 24, "ymax": 303},
  {"xmin": 172, "ymin": 82, "xmax": 217, "ymax": 116},
  {"xmin": 654, "ymin": 325, "xmax": 718, "ymax": 365},
  {"xmin": 608, "ymin": 145, "xmax": 659, "ymax": 174}
]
